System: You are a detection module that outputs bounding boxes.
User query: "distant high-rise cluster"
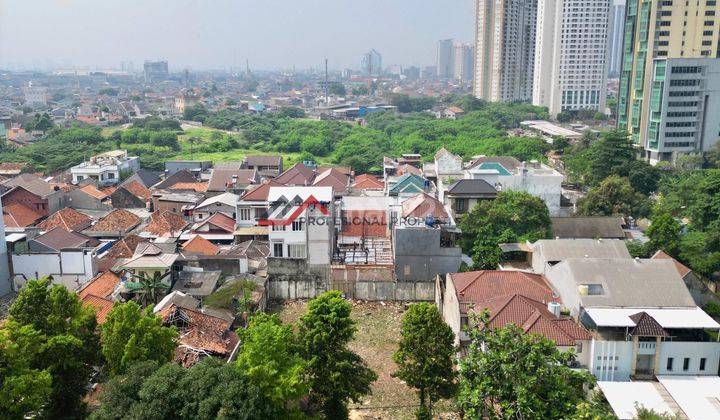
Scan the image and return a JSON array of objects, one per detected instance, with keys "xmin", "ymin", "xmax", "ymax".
[
  {"xmin": 143, "ymin": 60, "xmax": 169, "ymax": 83},
  {"xmin": 436, "ymin": 39, "xmax": 474, "ymax": 82},
  {"xmin": 361, "ymin": 49, "xmax": 382, "ymax": 77}
]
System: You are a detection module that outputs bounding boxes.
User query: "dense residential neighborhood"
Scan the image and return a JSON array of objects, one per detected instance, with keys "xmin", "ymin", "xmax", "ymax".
[{"xmin": 2, "ymin": 0, "xmax": 720, "ymax": 418}]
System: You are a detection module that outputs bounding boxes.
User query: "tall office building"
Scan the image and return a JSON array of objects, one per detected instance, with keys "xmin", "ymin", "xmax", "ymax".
[
  {"xmin": 533, "ymin": 0, "xmax": 610, "ymax": 117},
  {"xmin": 607, "ymin": 0, "xmax": 627, "ymax": 77},
  {"xmin": 473, "ymin": 0, "xmax": 537, "ymax": 102},
  {"xmin": 618, "ymin": 0, "xmax": 720, "ymax": 163},
  {"xmin": 361, "ymin": 49, "xmax": 382, "ymax": 76},
  {"xmin": 437, "ymin": 39, "xmax": 456, "ymax": 79},
  {"xmin": 143, "ymin": 60, "xmax": 169, "ymax": 83},
  {"xmin": 454, "ymin": 43, "xmax": 475, "ymax": 83}
]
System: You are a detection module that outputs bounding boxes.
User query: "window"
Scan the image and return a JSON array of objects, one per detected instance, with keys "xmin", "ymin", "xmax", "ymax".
[
  {"xmin": 700, "ymin": 358, "xmax": 707, "ymax": 371},
  {"xmin": 292, "ymin": 220, "xmax": 303, "ymax": 231},
  {"xmin": 683, "ymin": 358, "xmax": 690, "ymax": 371},
  {"xmin": 238, "ymin": 208, "xmax": 252, "ymax": 220},
  {"xmin": 670, "ymin": 79, "xmax": 700, "ymax": 86},
  {"xmin": 455, "ymin": 198, "xmax": 467, "ymax": 213},
  {"xmin": 108, "ymin": 173, "xmax": 115, "ymax": 179},
  {"xmin": 273, "ymin": 243, "xmax": 283, "ymax": 257},
  {"xmin": 288, "ymin": 244, "xmax": 307, "ymax": 259},
  {"xmin": 272, "ymin": 224, "xmax": 285, "ymax": 231},
  {"xmin": 667, "ymin": 357, "xmax": 674, "ymax": 371},
  {"xmin": 77, "ymin": 175, "xmax": 84, "ymax": 181},
  {"xmin": 580, "ymin": 284, "xmax": 604, "ymax": 295}
]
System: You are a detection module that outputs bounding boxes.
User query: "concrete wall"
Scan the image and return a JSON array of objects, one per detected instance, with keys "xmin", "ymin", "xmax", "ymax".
[
  {"xmin": 589, "ymin": 339, "xmax": 635, "ymax": 381},
  {"xmin": 68, "ymin": 188, "xmax": 112, "ymax": 211},
  {"xmin": 11, "ymin": 251, "xmax": 97, "ymax": 291},
  {"xmin": 393, "ymin": 227, "xmax": 462, "ymax": 282},
  {"xmin": 657, "ymin": 341, "xmax": 720, "ymax": 377}
]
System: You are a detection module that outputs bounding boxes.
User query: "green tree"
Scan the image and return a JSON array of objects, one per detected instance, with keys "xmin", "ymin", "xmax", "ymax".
[
  {"xmin": 182, "ymin": 103, "xmax": 208, "ymax": 122},
  {"xmin": 645, "ymin": 212, "xmax": 682, "ymax": 257},
  {"xmin": 393, "ymin": 303, "xmax": 456, "ymax": 419},
  {"xmin": 8, "ymin": 277, "xmax": 100, "ymax": 418},
  {"xmin": 458, "ymin": 312, "xmax": 595, "ymax": 419},
  {"xmin": 635, "ymin": 404, "xmax": 682, "ymax": 419},
  {"xmin": 577, "ymin": 175, "xmax": 650, "ymax": 218},
  {"xmin": 328, "ymin": 83, "xmax": 346, "ymax": 96},
  {"xmin": 585, "ymin": 130, "xmax": 636, "ymax": 186},
  {"xmin": 92, "ymin": 358, "xmax": 275, "ymax": 419},
  {"xmin": 0, "ymin": 321, "xmax": 53, "ymax": 418},
  {"xmin": 129, "ymin": 270, "xmax": 171, "ymax": 305},
  {"xmin": 298, "ymin": 291, "xmax": 377, "ymax": 419},
  {"xmin": 460, "ymin": 190, "xmax": 551, "ymax": 269},
  {"xmin": 680, "ymin": 229, "xmax": 720, "ymax": 277},
  {"xmin": 620, "ymin": 160, "xmax": 661, "ymax": 196},
  {"xmin": 235, "ymin": 313, "xmax": 306, "ymax": 414},
  {"xmin": 100, "ymin": 301, "xmax": 177, "ymax": 376},
  {"xmin": 25, "ymin": 113, "xmax": 54, "ymax": 131}
]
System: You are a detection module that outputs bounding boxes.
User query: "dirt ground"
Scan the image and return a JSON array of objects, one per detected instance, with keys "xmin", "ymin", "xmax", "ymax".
[{"xmin": 270, "ymin": 299, "xmax": 457, "ymax": 420}]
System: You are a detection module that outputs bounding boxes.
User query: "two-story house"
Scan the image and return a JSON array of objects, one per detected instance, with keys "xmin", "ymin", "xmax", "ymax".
[{"xmin": 70, "ymin": 150, "xmax": 140, "ymax": 186}]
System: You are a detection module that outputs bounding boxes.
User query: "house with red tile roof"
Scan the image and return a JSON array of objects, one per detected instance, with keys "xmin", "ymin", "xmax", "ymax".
[
  {"xmin": 2, "ymin": 202, "xmax": 43, "ymax": 228},
  {"xmin": 81, "ymin": 294, "xmax": 115, "ymax": 324},
  {"xmin": 190, "ymin": 212, "xmax": 236, "ymax": 242},
  {"xmin": 435, "ymin": 270, "xmax": 589, "ymax": 364},
  {"xmin": 273, "ymin": 162, "xmax": 316, "ymax": 186},
  {"xmin": 181, "ymin": 235, "xmax": 220, "ymax": 256},
  {"xmin": 352, "ymin": 174, "xmax": 384, "ymax": 190},
  {"xmin": 84, "ymin": 209, "xmax": 141, "ymax": 237},
  {"xmin": 110, "ymin": 181, "xmax": 151, "ymax": 209},
  {"xmin": 401, "ymin": 192, "xmax": 450, "ymax": 222},
  {"xmin": 143, "ymin": 211, "xmax": 189, "ymax": 238},
  {"xmin": 1, "ymin": 173, "xmax": 66, "ymax": 216},
  {"xmin": 78, "ymin": 271, "xmax": 121, "ymax": 300},
  {"xmin": 312, "ymin": 168, "xmax": 349, "ymax": 195},
  {"xmin": 36, "ymin": 207, "xmax": 92, "ymax": 232}
]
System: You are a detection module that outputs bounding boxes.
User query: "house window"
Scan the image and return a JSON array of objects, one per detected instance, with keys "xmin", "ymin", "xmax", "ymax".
[
  {"xmin": 239, "ymin": 208, "xmax": 252, "ymax": 221},
  {"xmin": 667, "ymin": 357, "xmax": 674, "ymax": 371},
  {"xmin": 700, "ymin": 358, "xmax": 707, "ymax": 371},
  {"xmin": 292, "ymin": 220, "xmax": 304, "ymax": 231},
  {"xmin": 273, "ymin": 243, "xmax": 283, "ymax": 257},
  {"xmin": 683, "ymin": 358, "xmax": 690, "ymax": 371},
  {"xmin": 108, "ymin": 173, "xmax": 115, "ymax": 179},
  {"xmin": 455, "ymin": 198, "xmax": 467, "ymax": 213},
  {"xmin": 77, "ymin": 175, "xmax": 84, "ymax": 181},
  {"xmin": 272, "ymin": 224, "xmax": 285, "ymax": 231},
  {"xmin": 288, "ymin": 244, "xmax": 307, "ymax": 259}
]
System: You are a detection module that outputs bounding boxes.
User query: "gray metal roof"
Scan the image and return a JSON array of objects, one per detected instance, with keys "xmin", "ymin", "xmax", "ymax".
[
  {"xmin": 171, "ymin": 270, "xmax": 221, "ymax": 297},
  {"xmin": 534, "ymin": 239, "xmax": 631, "ymax": 262},
  {"xmin": 559, "ymin": 258, "xmax": 695, "ymax": 308},
  {"xmin": 447, "ymin": 179, "xmax": 498, "ymax": 196},
  {"xmin": 551, "ymin": 217, "xmax": 625, "ymax": 239}
]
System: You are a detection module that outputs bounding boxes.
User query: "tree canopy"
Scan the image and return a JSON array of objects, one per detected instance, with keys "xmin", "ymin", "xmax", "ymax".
[
  {"xmin": 393, "ymin": 303, "xmax": 456, "ymax": 419},
  {"xmin": 577, "ymin": 175, "xmax": 650, "ymax": 219},
  {"xmin": 298, "ymin": 291, "xmax": 377, "ymax": 419},
  {"xmin": 460, "ymin": 190, "xmax": 551, "ymax": 269}
]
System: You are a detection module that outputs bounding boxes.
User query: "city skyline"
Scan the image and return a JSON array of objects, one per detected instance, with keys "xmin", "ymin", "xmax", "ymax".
[{"xmin": 0, "ymin": 0, "xmax": 475, "ymax": 72}]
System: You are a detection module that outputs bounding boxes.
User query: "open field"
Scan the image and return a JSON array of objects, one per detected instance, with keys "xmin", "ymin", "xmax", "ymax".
[{"xmin": 271, "ymin": 300, "xmax": 457, "ymax": 419}]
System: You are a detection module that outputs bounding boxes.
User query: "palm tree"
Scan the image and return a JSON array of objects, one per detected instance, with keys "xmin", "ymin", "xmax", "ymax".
[{"xmin": 129, "ymin": 271, "xmax": 171, "ymax": 306}]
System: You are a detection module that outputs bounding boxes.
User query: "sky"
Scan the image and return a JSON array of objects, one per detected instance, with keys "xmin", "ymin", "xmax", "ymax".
[{"xmin": 0, "ymin": 0, "xmax": 475, "ymax": 72}]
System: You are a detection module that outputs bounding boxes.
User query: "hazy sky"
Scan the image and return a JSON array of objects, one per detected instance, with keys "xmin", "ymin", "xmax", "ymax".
[{"xmin": 0, "ymin": 0, "xmax": 475, "ymax": 71}]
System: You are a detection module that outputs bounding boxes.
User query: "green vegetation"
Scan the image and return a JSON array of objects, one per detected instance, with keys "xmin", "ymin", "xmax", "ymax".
[
  {"xmin": 577, "ymin": 175, "xmax": 651, "ymax": 219},
  {"xmin": 460, "ymin": 190, "xmax": 551, "ymax": 269},
  {"xmin": 2, "ymin": 278, "xmax": 100, "ymax": 418},
  {"xmin": 298, "ymin": 290, "xmax": 377, "ymax": 418},
  {"xmin": 458, "ymin": 311, "xmax": 601, "ymax": 419},
  {"xmin": 393, "ymin": 303, "xmax": 456, "ymax": 420},
  {"xmin": 100, "ymin": 302, "xmax": 177, "ymax": 376}
]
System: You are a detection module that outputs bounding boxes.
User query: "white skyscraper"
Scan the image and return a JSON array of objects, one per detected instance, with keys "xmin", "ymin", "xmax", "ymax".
[
  {"xmin": 454, "ymin": 43, "xmax": 475, "ymax": 83},
  {"xmin": 437, "ymin": 39, "xmax": 455, "ymax": 79},
  {"xmin": 361, "ymin": 49, "xmax": 382, "ymax": 76},
  {"xmin": 473, "ymin": 0, "xmax": 538, "ymax": 102},
  {"xmin": 533, "ymin": 0, "xmax": 610, "ymax": 116}
]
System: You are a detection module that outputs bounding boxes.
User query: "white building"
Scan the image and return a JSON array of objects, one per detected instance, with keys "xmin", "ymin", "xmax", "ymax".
[
  {"xmin": 474, "ymin": 0, "xmax": 537, "ymax": 101},
  {"xmin": 607, "ymin": 0, "xmax": 626, "ymax": 77},
  {"xmin": 533, "ymin": 0, "xmax": 610, "ymax": 116},
  {"xmin": 465, "ymin": 157, "xmax": 563, "ymax": 216},
  {"xmin": 23, "ymin": 86, "xmax": 48, "ymax": 106},
  {"xmin": 266, "ymin": 186, "xmax": 334, "ymax": 266},
  {"xmin": 70, "ymin": 150, "xmax": 140, "ymax": 186},
  {"xmin": 453, "ymin": 43, "xmax": 475, "ymax": 83},
  {"xmin": 193, "ymin": 192, "xmax": 238, "ymax": 222}
]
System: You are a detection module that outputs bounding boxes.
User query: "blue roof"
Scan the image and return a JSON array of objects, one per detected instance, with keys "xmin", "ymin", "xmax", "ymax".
[
  {"xmin": 474, "ymin": 162, "xmax": 511, "ymax": 176},
  {"xmin": 389, "ymin": 173, "xmax": 426, "ymax": 195}
]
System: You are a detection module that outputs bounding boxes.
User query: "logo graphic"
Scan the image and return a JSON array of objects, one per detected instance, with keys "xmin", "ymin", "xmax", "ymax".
[{"xmin": 258, "ymin": 194, "xmax": 330, "ymax": 227}]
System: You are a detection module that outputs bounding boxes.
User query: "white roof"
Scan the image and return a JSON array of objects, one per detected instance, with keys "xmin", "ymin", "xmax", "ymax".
[
  {"xmin": 196, "ymin": 192, "xmax": 239, "ymax": 209},
  {"xmin": 267, "ymin": 186, "xmax": 333, "ymax": 202},
  {"xmin": 5, "ymin": 233, "xmax": 26, "ymax": 242},
  {"xmin": 598, "ymin": 381, "xmax": 673, "ymax": 419},
  {"xmin": 341, "ymin": 195, "xmax": 393, "ymax": 211},
  {"xmin": 658, "ymin": 376, "xmax": 720, "ymax": 420},
  {"xmin": 585, "ymin": 307, "xmax": 720, "ymax": 329}
]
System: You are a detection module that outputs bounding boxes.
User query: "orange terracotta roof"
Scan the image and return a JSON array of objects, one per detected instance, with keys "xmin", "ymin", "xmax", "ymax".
[
  {"xmin": 2, "ymin": 202, "xmax": 43, "ymax": 228},
  {"xmin": 80, "ymin": 184, "xmax": 109, "ymax": 200},
  {"xmin": 143, "ymin": 211, "xmax": 189, "ymax": 237},
  {"xmin": 401, "ymin": 193, "xmax": 449, "ymax": 221},
  {"xmin": 352, "ymin": 174, "xmax": 384, "ymax": 190},
  {"xmin": 37, "ymin": 208, "xmax": 92, "ymax": 232},
  {"xmin": 193, "ymin": 212, "xmax": 236, "ymax": 233},
  {"xmin": 450, "ymin": 270, "xmax": 555, "ymax": 314},
  {"xmin": 119, "ymin": 181, "xmax": 151, "ymax": 201},
  {"xmin": 78, "ymin": 271, "xmax": 121, "ymax": 300},
  {"xmin": 161, "ymin": 304, "xmax": 238, "ymax": 355},
  {"xmin": 168, "ymin": 182, "xmax": 208, "ymax": 192},
  {"xmin": 82, "ymin": 294, "xmax": 114, "ymax": 324},
  {"xmin": 86, "ymin": 209, "xmax": 141, "ymax": 233},
  {"xmin": 181, "ymin": 235, "xmax": 220, "ymax": 255}
]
